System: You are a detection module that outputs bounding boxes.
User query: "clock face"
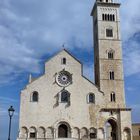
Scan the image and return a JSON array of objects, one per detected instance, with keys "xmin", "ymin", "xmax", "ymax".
[{"xmin": 56, "ymin": 70, "xmax": 72, "ymax": 87}]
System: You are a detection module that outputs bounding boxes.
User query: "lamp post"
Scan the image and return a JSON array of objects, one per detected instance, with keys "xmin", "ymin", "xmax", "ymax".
[{"xmin": 8, "ymin": 106, "xmax": 15, "ymax": 140}]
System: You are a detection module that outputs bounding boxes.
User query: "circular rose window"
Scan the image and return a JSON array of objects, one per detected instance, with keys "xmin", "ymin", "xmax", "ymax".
[{"xmin": 56, "ymin": 70, "xmax": 72, "ymax": 87}]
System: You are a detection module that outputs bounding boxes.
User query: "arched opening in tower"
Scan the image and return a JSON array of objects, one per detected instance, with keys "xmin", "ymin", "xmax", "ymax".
[{"xmin": 105, "ymin": 119, "xmax": 118, "ymax": 140}]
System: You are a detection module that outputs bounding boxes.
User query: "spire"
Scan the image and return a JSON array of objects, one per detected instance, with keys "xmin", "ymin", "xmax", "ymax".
[{"xmin": 29, "ymin": 74, "xmax": 32, "ymax": 83}]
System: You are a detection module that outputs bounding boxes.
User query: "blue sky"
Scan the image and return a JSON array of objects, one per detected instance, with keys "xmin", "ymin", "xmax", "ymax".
[{"xmin": 0, "ymin": 0, "xmax": 140, "ymax": 139}]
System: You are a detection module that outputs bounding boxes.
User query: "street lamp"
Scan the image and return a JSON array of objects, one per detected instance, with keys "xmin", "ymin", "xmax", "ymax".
[{"xmin": 8, "ymin": 106, "xmax": 15, "ymax": 140}]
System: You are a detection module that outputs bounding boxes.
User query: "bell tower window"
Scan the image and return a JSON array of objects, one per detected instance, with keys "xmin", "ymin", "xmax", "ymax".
[
  {"xmin": 108, "ymin": 51, "xmax": 114, "ymax": 59},
  {"xmin": 102, "ymin": 14, "xmax": 115, "ymax": 21},
  {"xmin": 106, "ymin": 29, "xmax": 113, "ymax": 37},
  {"xmin": 111, "ymin": 92, "xmax": 116, "ymax": 102},
  {"xmin": 109, "ymin": 71, "xmax": 114, "ymax": 80}
]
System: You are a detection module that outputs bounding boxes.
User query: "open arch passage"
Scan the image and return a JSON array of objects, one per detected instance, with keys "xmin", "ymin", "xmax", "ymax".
[
  {"xmin": 123, "ymin": 128, "xmax": 131, "ymax": 140},
  {"xmin": 58, "ymin": 124, "xmax": 69, "ymax": 138},
  {"xmin": 105, "ymin": 119, "xmax": 117, "ymax": 140}
]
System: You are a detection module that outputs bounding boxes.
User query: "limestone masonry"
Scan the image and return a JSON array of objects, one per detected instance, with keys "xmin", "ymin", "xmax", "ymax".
[{"xmin": 17, "ymin": 0, "xmax": 133, "ymax": 140}]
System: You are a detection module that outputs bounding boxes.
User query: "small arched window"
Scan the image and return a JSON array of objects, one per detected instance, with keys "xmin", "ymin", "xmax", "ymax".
[
  {"xmin": 32, "ymin": 91, "xmax": 38, "ymax": 102},
  {"xmin": 88, "ymin": 93, "xmax": 95, "ymax": 103},
  {"xmin": 61, "ymin": 90, "xmax": 70, "ymax": 103},
  {"xmin": 109, "ymin": 71, "xmax": 114, "ymax": 80},
  {"xmin": 110, "ymin": 92, "xmax": 116, "ymax": 102},
  {"xmin": 62, "ymin": 58, "xmax": 66, "ymax": 65}
]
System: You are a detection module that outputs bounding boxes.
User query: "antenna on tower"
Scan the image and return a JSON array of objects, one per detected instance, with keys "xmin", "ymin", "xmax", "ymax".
[{"xmin": 62, "ymin": 43, "xmax": 66, "ymax": 49}]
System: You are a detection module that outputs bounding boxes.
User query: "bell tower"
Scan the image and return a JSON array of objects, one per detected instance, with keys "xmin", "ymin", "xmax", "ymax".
[{"xmin": 91, "ymin": 0, "xmax": 125, "ymax": 108}]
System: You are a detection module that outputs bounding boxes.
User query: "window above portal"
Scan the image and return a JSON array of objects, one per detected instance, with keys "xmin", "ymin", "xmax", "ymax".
[{"xmin": 61, "ymin": 90, "xmax": 70, "ymax": 103}]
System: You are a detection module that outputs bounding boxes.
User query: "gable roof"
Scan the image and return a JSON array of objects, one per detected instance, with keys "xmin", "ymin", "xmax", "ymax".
[
  {"xmin": 25, "ymin": 48, "xmax": 103, "ymax": 94},
  {"xmin": 45, "ymin": 48, "xmax": 81, "ymax": 65}
]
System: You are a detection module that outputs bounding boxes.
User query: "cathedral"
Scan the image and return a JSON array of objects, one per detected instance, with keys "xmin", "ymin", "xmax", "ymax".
[{"xmin": 17, "ymin": 0, "xmax": 133, "ymax": 140}]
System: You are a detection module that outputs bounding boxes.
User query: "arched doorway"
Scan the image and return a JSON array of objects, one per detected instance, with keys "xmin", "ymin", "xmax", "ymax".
[
  {"xmin": 105, "ymin": 119, "xmax": 118, "ymax": 140},
  {"xmin": 58, "ymin": 124, "xmax": 69, "ymax": 138}
]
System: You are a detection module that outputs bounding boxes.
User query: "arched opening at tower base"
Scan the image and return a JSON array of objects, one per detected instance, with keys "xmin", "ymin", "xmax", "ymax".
[
  {"xmin": 105, "ymin": 119, "xmax": 118, "ymax": 140},
  {"xmin": 123, "ymin": 128, "xmax": 131, "ymax": 140},
  {"xmin": 58, "ymin": 124, "xmax": 69, "ymax": 138}
]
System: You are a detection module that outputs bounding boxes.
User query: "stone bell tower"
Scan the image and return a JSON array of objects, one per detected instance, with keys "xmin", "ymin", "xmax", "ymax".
[{"xmin": 91, "ymin": 0, "xmax": 125, "ymax": 108}]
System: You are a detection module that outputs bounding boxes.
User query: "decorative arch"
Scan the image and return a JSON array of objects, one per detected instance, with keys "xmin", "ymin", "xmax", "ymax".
[
  {"xmin": 72, "ymin": 127, "xmax": 80, "ymax": 139},
  {"xmin": 38, "ymin": 127, "xmax": 46, "ymax": 138},
  {"xmin": 19, "ymin": 126, "xmax": 28, "ymax": 138},
  {"xmin": 98, "ymin": 128, "xmax": 104, "ymax": 139},
  {"xmin": 46, "ymin": 127, "xmax": 53, "ymax": 138},
  {"xmin": 80, "ymin": 127, "xmax": 88, "ymax": 139},
  {"xmin": 105, "ymin": 118, "xmax": 118, "ymax": 140},
  {"xmin": 89, "ymin": 127, "xmax": 97, "ymax": 138},
  {"xmin": 123, "ymin": 127, "xmax": 131, "ymax": 140},
  {"xmin": 29, "ymin": 126, "xmax": 37, "ymax": 138}
]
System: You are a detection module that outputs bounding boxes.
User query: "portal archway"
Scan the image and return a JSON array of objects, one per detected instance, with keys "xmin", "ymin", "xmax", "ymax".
[
  {"xmin": 105, "ymin": 118, "xmax": 118, "ymax": 140},
  {"xmin": 58, "ymin": 123, "xmax": 71, "ymax": 138}
]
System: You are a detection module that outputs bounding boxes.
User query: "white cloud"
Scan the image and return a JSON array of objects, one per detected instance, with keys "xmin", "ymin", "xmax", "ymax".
[{"xmin": 120, "ymin": 0, "xmax": 140, "ymax": 41}]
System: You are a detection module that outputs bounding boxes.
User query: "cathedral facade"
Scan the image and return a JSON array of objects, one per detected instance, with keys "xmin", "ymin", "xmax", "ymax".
[{"xmin": 17, "ymin": 0, "xmax": 132, "ymax": 140}]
